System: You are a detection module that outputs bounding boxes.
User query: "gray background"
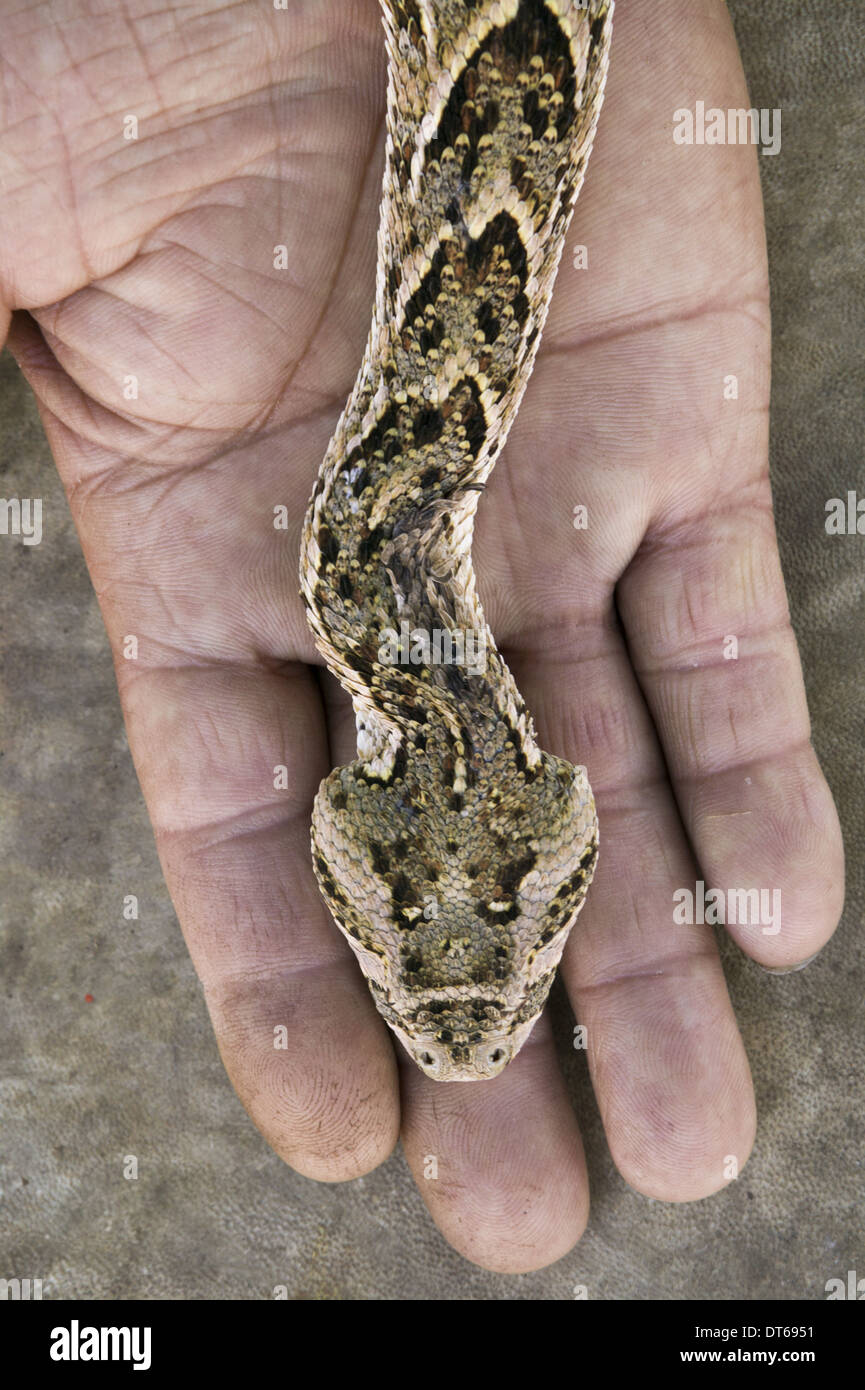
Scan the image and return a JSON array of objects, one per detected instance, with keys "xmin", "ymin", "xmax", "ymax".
[{"xmin": 1, "ymin": 0, "xmax": 862, "ymax": 1299}]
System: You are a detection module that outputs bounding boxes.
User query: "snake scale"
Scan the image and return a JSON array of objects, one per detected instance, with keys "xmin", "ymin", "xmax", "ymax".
[{"xmin": 299, "ymin": 0, "xmax": 612, "ymax": 1079}]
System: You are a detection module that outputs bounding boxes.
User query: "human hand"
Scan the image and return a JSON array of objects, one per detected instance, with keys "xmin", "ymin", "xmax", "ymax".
[{"xmin": 0, "ymin": 0, "xmax": 843, "ymax": 1271}]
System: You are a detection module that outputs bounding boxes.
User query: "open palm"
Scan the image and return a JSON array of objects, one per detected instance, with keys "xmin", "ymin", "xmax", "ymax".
[{"xmin": 1, "ymin": 0, "xmax": 843, "ymax": 1272}]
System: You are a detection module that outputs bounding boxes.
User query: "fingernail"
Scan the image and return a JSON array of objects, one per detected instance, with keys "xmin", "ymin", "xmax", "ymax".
[{"xmin": 759, "ymin": 949, "xmax": 822, "ymax": 975}]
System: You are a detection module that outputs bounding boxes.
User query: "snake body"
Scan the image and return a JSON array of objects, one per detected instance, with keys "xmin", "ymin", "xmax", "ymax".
[{"xmin": 299, "ymin": 0, "xmax": 612, "ymax": 1079}]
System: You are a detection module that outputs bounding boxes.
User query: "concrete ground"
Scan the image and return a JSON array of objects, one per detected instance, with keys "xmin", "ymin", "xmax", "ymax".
[{"xmin": 1, "ymin": 0, "xmax": 862, "ymax": 1298}]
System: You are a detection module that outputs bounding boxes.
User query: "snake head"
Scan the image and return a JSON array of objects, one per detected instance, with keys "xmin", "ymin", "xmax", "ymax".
[{"xmin": 310, "ymin": 748, "xmax": 598, "ymax": 1081}]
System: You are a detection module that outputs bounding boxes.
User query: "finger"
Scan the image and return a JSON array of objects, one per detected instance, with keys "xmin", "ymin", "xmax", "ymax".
[
  {"xmin": 400, "ymin": 1015, "xmax": 589, "ymax": 1273},
  {"xmin": 117, "ymin": 656, "xmax": 401, "ymax": 1181},
  {"xmin": 618, "ymin": 495, "xmax": 845, "ymax": 970},
  {"xmin": 503, "ymin": 610, "xmax": 757, "ymax": 1202},
  {"xmin": 568, "ymin": 0, "xmax": 844, "ymax": 966}
]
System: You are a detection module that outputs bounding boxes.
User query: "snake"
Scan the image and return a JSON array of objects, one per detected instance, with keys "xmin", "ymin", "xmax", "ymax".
[{"xmin": 299, "ymin": 0, "xmax": 612, "ymax": 1080}]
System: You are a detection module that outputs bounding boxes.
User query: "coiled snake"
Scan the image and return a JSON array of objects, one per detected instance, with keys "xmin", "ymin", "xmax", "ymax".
[{"xmin": 300, "ymin": 0, "xmax": 612, "ymax": 1079}]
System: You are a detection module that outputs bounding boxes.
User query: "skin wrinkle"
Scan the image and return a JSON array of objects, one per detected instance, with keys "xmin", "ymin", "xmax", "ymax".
[
  {"xmin": 673, "ymin": 734, "xmax": 818, "ymax": 786},
  {"xmin": 265, "ymin": 113, "xmax": 387, "ymax": 431},
  {"xmin": 636, "ymin": 643, "xmax": 792, "ymax": 681},
  {"xmin": 120, "ymin": 0, "xmax": 173, "ymax": 111},
  {"xmin": 541, "ymin": 289, "xmax": 770, "ymax": 359},
  {"xmin": 45, "ymin": 292, "xmax": 209, "ymax": 394},
  {"xmin": 576, "ymin": 948, "xmax": 719, "ymax": 995},
  {"xmin": 89, "ymin": 87, "xmax": 367, "ymax": 195}
]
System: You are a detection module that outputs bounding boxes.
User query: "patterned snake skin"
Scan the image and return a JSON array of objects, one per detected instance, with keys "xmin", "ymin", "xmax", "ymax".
[{"xmin": 299, "ymin": 0, "xmax": 612, "ymax": 1079}]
